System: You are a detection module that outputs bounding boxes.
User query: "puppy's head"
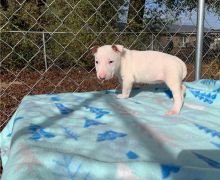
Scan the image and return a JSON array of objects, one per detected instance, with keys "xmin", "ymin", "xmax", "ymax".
[{"xmin": 90, "ymin": 45, "xmax": 124, "ymax": 80}]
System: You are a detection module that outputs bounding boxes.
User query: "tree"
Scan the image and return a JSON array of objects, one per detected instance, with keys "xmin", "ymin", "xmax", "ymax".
[
  {"xmin": 1, "ymin": 0, "xmax": 219, "ymax": 71},
  {"xmin": 0, "ymin": 0, "xmax": 126, "ymax": 70},
  {"xmin": 128, "ymin": 0, "xmax": 145, "ymax": 31}
]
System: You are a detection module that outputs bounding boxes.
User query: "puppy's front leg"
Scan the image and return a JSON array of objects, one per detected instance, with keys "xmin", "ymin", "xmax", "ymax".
[
  {"xmin": 117, "ymin": 79, "xmax": 133, "ymax": 99},
  {"xmin": 118, "ymin": 76, "xmax": 123, "ymax": 88}
]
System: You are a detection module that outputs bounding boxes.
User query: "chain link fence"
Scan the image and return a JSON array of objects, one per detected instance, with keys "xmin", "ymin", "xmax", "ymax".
[{"xmin": 0, "ymin": 0, "xmax": 220, "ymax": 129}]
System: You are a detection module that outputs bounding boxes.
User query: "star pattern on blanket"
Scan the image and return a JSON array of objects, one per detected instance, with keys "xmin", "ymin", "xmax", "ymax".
[
  {"xmin": 53, "ymin": 155, "xmax": 90, "ymax": 179},
  {"xmin": 28, "ymin": 124, "xmax": 56, "ymax": 141},
  {"xmin": 63, "ymin": 127, "xmax": 79, "ymax": 140},
  {"xmin": 194, "ymin": 123, "xmax": 220, "ymax": 139},
  {"xmin": 126, "ymin": 151, "xmax": 139, "ymax": 159},
  {"xmin": 50, "ymin": 96, "xmax": 61, "ymax": 101},
  {"xmin": 84, "ymin": 105, "xmax": 110, "ymax": 119},
  {"xmin": 55, "ymin": 103, "xmax": 74, "ymax": 115},
  {"xmin": 84, "ymin": 117, "xmax": 106, "ymax": 128},
  {"xmin": 160, "ymin": 164, "xmax": 181, "ymax": 179},
  {"xmin": 200, "ymin": 79, "xmax": 217, "ymax": 86},
  {"xmin": 213, "ymin": 87, "xmax": 220, "ymax": 93},
  {"xmin": 97, "ymin": 130, "xmax": 127, "ymax": 142},
  {"xmin": 189, "ymin": 89, "xmax": 217, "ymax": 104}
]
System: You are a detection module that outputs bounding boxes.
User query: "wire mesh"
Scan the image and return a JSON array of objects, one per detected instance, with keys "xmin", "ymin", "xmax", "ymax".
[{"xmin": 0, "ymin": 0, "xmax": 220, "ymax": 129}]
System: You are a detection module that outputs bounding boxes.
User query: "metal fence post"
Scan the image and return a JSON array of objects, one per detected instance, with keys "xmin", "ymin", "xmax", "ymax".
[
  {"xmin": 195, "ymin": 0, "xmax": 205, "ymax": 80},
  {"xmin": 42, "ymin": 32, "xmax": 48, "ymax": 71}
]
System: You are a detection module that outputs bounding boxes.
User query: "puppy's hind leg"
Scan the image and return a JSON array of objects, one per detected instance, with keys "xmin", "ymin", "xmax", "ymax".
[
  {"xmin": 181, "ymin": 84, "xmax": 186, "ymax": 100},
  {"xmin": 165, "ymin": 79, "xmax": 183, "ymax": 115}
]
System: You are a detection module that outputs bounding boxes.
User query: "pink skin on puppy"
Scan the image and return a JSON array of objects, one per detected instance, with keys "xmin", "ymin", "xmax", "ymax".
[
  {"xmin": 91, "ymin": 45, "xmax": 123, "ymax": 81},
  {"xmin": 90, "ymin": 45, "xmax": 187, "ymax": 115}
]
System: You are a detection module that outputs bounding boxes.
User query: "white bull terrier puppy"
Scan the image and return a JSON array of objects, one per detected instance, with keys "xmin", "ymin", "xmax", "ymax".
[{"xmin": 90, "ymin": 45, "xmax": 187, "ymax": 115}]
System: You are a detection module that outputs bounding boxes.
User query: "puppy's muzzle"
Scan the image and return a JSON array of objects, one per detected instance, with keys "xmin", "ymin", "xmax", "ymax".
[{"xmin": 99, "ymin": 77, "xmax": 105, "ymax": 81}]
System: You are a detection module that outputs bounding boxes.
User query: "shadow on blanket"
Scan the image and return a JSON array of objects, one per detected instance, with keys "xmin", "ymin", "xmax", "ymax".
[
  {"xmin": 115, "ymin": 83, "xmax": 171, "ymax": 98},
  {"xmin": 4, "ymin": 82, "xmax": 220, "ymax": 179},
  {"xmin": 10, "ymin": 93, "xmax": 102, "ymax": 146}
]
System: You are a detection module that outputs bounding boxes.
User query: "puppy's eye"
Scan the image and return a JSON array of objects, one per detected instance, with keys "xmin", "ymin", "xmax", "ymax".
[
  {"xmin": 95, "ymin": 61, "xmax": 98, "ymax": 64},
  {"xmin": 109, "ymin": 61, "xmax": 114, "ymax": 64}
]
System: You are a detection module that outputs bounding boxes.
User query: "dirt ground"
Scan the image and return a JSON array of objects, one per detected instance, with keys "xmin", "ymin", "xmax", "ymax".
[
  {"xmin": 0, "ymin": 67, "xmax": 119, "ymax": 129},
  {"xmin": 0, "ymin": 63, "xmax": 219, "ymax": 130}
]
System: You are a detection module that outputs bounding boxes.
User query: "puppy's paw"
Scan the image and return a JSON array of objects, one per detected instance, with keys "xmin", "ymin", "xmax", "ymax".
[
  {"xmin": 165, "ymin": 109, "xmax": 179, "ymax": 116},
  {"xmin": 117, "ymin": 94, "xmax": 129, "ymax": 99}
]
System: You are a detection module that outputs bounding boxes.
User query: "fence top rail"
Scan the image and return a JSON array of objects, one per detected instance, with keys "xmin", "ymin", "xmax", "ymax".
[{"xmin": 1, "ymin": 30, "xmax": 220, "ymax": 34}]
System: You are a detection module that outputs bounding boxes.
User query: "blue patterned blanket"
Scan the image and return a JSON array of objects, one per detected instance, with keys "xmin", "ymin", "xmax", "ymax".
[{"xmin": 1, "ymin": 80, "xmax": 220, "ymax": 180}]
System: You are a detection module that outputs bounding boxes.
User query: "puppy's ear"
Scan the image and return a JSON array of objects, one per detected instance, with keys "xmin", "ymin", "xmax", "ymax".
[
  {"xmin": 90, "ymin": 45, "xmax": 99, "ymax": 55},
  {"xmin": 112, "ymin": 45, "xmax": 124, "ymax": 53}
]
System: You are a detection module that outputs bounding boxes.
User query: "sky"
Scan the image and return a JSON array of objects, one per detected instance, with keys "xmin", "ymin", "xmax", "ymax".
[
  {"xmin": 147, "ymin": 0, "xmax": 220, "ymax": 29},
  {"xmin": 179, "ymin": 10, "xmax": 220, "ymax": 29},
  {"xmin": 118, "ymin": 0, "xmax": 220, "ymax": 30}
]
